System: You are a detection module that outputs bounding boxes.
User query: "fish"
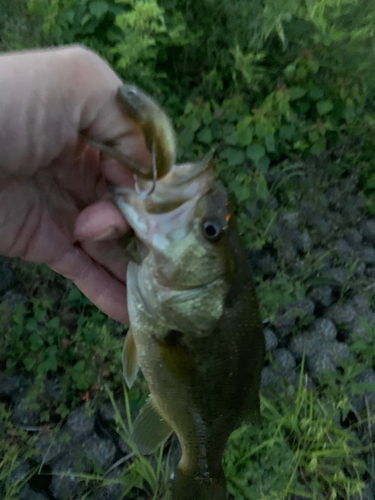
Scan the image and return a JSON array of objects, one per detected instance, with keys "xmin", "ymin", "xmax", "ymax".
[
  {"xmin": 83, "ymin": 83, "xmax": 176, "ymax": 181},
  {"xmin": 110, "ymin": 153, "xmax": 265, "ymax": 500}
]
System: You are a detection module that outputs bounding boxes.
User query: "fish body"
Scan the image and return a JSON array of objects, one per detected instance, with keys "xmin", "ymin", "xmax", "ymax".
[
  {"xmin": 83, "ymin": 83, "xmax": 176, "ymax": 180},
  {"xmin": 112, "ymin": 156, "xmax": 265, "ymax": 499}
]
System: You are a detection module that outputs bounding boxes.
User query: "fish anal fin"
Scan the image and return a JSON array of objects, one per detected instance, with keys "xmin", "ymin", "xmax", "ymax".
[
  {"xmin": 131, "ymin": 396, "xmax": 172, "ymax": 455},
  {"xmin": 122, "ymin": 327, "xmax": 139, "ymax": 389}
]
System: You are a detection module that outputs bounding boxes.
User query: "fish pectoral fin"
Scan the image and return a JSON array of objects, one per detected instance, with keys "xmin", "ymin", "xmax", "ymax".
[
  {"xmin": 131, "ymin": 397, "xmax": 172, "ymax": 455},
  {"xmin": 157, "ymin": 330, "xmax": 196, "ymax": 385},
  {"xmin": 122, "ymin": 327, "xmax": 139, "ymax": 389}
]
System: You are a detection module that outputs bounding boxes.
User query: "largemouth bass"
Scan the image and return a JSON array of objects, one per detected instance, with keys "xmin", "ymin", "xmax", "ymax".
[
  {"xmin": 83, "ymin": 84, "xmax": 176, "ymax": 180},
  {"xmin": 110, "ymin": 154, "xmax": 265, "ymax": 500}
]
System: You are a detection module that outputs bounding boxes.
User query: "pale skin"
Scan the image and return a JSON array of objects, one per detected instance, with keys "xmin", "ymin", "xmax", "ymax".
[{"xmin": 0, "ymin": 45, "xmax": 152, "ymax": 323}]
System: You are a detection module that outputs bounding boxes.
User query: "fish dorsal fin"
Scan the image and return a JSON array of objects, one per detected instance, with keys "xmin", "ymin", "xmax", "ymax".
[
  {"xmin": 131, "ymin": 396, "xmax": 172, "ymax": 455},
  {"xmin": 122, "ymin": 327, "xmax": 139, "ymax": 389}
]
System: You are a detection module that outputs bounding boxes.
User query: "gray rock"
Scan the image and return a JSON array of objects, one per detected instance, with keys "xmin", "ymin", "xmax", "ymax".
[
  {"xmin": 355, "ymin": 262, "xmax": 366, "ymax": 275},
  {"xmin": 2, "ymin": 291, "xmax": 28, "ymax": 313},
  {"xmin": 264, "ymin": 329, "xmax": 278, "ymax": 352},
  {"xmin": 34, "ymin": 429, "xmax": 72, "ymax": 465},
  {"xmin": 328, "ymin": 211, "xmax": 345, "ymax": 230},
  {"xmin": 360, "ymin": 247, "xmax": 375, "ymax": 264},
  {"xmin": 313, "ymin": 248, "xmax": 332, "ymax": 269},
  {"xmin": 349, "ymin": 314, "xmax": 375, "ymax": 342},
  {"xmin": 361, "ymin": 220, "xmax": 375, "ymax": 244},
  {"xmin": 66, "ymin": 406, "xmax": 95, "ymax": 438},
  {"xmin": 0, "ymin": 373, "xmax": 27, "ymax": 399},
  {"xmin": 312, "ymin": 318, "xmax": 337, "ymax": 341},
  {"xmin": 289, "ymin": 335, "xmax": 315, "ymax": 360},
  {"xmin": 98, "ymin": 398, "xmax": 127, "ymax": 427},
  {"xmin": 349, "ymin": 294, "xmax": 371, "ymax": 315},
  {"xmin": 273, "ymin": 349, "xmax": 296, "ymax": 373},
  {"xmin": 335, "ymin": 239, "xmax": 356, "ymax": 261},
  {"xmin": 274, "ymin": 312, "xmax": 297, "ymax": 338},
  {"xmin": 248, "ymin": 250, "xmax": 277, "ymax": 277},
  {"xmin": 10, "ymin": 461, "xmax": 30, "ymax": 483},
  {"xmin": 306, "ymin": 341, "xmax": 351, "ymax": 374},
  {"xmin": 260, "ymin": 366, "xmax": 279, "ymax": 387},
  {"xmin": 295, "ymin": 232, "xmax": 313, "ymax": 253},
  {"xmin": 300, "ymin": 203, "xmax": 331, "ymax": 235},
  {"xmin": 267, "ymin": 196, "xmax": 279, "ymax": 211},
  {"xmin": 18, "ymin": 484, "xmax": 49, "ymax": 500},
  {"xmin": 306, "ymin": 349, "xmax": 338, "ymax": 374},
  {"xmin": 327, "ymin": 267, "xmax": 346, "ymax": 284},
  {"xmin": 87, "ymin": 468, "xmax": 125, "ymax": 500},
  {"xmin": 281, "ymin": 212, "xmax": 299, "ymax": 228},
  {"xmin": 346, "ymin": 229, "xmax": 363, "ymax": 250},
  {"xmin": 280, "ymin": 244, "xmax": 297, "ymax": 265},
  {"xmin": 81, "ymin": 433, "xmax": 116, "ymax": 471},
  {"xmin": 274, "ymin": 299, "xmax": 314, "ymax": 339},
  {"xmin": 12, "ymin": 397, "xmax": 40, "ymax": 426},
  {"xmin": 50, "ymin": 455, "xmax": 80, "ymax": 499},
  {"xmin": 294, "ymin": 297, "xmax": 315, "ymax": 317},
  {"xmin": 45, "ymin": 376, "xmax": 62, "ymax": 400},
  {"xmin": 350, "ymin": 368, "xmax": 375, "ymax": 414},
  {"xmin": 0, "ymin": 258, "xmax": 17, "ymax": 295},
  {"xmin": 308, "ymin": 286, "xmax": 333, "ymax": 308},
  {"xmin": 325, "ymin": 303, "xmax": 356, "ymax": 325}
]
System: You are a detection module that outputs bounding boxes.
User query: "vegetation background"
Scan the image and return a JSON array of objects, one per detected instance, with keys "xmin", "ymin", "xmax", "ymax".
[{"xmin": 1, "ymin": 0, "xmax": 375, "ymax": 499}]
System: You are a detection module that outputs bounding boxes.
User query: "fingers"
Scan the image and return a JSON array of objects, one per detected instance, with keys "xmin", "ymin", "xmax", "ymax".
[
  {"xmin": 75, "ymin": 200, "xmax": 129, "ymax": 241},
  {"xmin": 48, "ymin": 245, "xmax": 129, "ymax": 323},
  {"xmin": 0, "ymin": 45, "xmax": 152, "ymax": 176}
]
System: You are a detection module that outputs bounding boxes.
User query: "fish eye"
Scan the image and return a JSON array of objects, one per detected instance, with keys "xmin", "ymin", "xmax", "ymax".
[
  {"xmin": 127, "ymin": 87, "xmax": 137, "ymax": 97},
  {"xmin": 202, "ymin": 219, "xmax": 224, "ymax": 243}
]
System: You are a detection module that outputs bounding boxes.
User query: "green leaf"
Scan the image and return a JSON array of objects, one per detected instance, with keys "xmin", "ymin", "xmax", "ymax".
[
  {"xmin": 47, "ymin": 317, "xmax": 59, "ymax": 329},
  {"xmin": 317, "ymin": 100, "xmax": 333, "ymax": 115},
  {"xmin": 309, "ymin": 88, "xmax": 324, "ymax": 101},
  {"xmin": 255, "ymin": 174, "xmax": 269, "ymax": 200},
  {"xmin": 89, "ymin": 1, "xmax": 108, "ymax": 19},
  {"xmin": 184, "ymin": 115, "xmax": 200, "ymax": 134},
  {"xmin": 308, "ymin": 131, "xmax": 320, "ymax": 144},
  {"xmin": 265, "ymin": 133, "xmax": 275, "ymax": 153},
  {"xmin": 279, "ymin": 125, "xmax": 295, "ymax": 141},
  {"xmin": 24, "ymin": 357, "xmax": 36, "ymax": 371},
  {"xmin": 225, "ymin": 131, "xmax": 238, "ymax": 146},
  {"xmin": 236, "ymin": 126, "xmax": 253, "ymax": 147},
  {"xmin": 222, "ymin": 148, "xmax": 245, "ymax": 167},
  {"xmin": 29, "ymin": 332, "xmax": 44, "ymax": 347},
  {"xmin": 246, "ymin": 144, "xmax": 265, "ymax": 163},
  {"xmin": 288, "ymin": 87, "xmax": 307, "ymax": 101},
  {"xmin": 310, "ymin": 137, "xmax": 326, "ymax": 155},
  {"xmin": 255, "ymin": 122, "xmax": 272, "ymax": 139},
  {"xmin": 70, "ymin": 361, "xmax": 85, "ymax": 382},
  {"xmin": 197, "ymin": 128, "xmax": 212, "ymax": 144},
  {"xmin": 67, "ymin": 288, "xmax": 84, "ymax": 302},
  {"xmin": 26, "ymin": 318, "xmax": 38, "ymax": 332},
  {"xmin": 256, "ymin": 155, "xmax": 270, "ymax": 173},
  {"xmin": 81, "ymin": 13, "xmax": 91, "ymax": 26}
]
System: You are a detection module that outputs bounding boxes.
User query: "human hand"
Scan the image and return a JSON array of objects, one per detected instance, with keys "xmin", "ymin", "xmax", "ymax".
[{"xmin": 0, "ymin": 45, "xmax": 152, "ymax": 323}]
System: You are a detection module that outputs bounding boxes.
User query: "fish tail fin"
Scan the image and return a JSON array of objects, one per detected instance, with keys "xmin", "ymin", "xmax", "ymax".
[{"xmin": 171, "ymin": 467, "xmax": 226, "ymax": 500}]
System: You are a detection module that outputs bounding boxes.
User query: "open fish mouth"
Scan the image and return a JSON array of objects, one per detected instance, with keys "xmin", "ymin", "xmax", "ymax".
[{"xmin": 110, "ymin": 150, "xmax": 216, "ymax": 216}]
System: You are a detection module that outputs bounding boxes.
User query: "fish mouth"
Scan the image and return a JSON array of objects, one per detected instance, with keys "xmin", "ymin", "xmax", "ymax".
[{"xmin": 108, "ymin": 150, "xmax": 217, "ymax": 246}]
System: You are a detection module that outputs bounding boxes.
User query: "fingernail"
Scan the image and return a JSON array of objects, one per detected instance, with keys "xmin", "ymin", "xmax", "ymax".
[{"xmin": 91, "ymin": 226, "xmax": 118, "ymax": 241}]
